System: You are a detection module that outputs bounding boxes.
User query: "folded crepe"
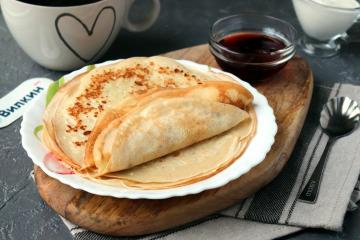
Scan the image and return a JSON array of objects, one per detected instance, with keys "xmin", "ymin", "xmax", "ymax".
[
  {"xmin": 83, "ymin": 81, "xmax": 253, "ymax": 176},
  {"xmin": 87, "ymin": 110, "xmax": 255, "ymax": 189},
  {"xmin": 42, "ymin": 56, "xmax": 256, "ymax": 189}
]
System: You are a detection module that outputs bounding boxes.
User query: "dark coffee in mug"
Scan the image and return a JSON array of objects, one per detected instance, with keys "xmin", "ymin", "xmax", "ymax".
[{"xmin": 17, "ymin": 0, "xmax": 103, "ymax": 7}]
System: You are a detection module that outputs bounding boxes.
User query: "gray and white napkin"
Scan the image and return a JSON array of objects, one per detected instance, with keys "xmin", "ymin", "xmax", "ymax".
[{"xmin": 46, "ymin": 83, "xmax": 360, "ymax": 240}]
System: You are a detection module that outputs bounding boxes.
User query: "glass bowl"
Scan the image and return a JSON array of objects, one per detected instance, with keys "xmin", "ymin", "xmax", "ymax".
[{"xmin": 209, "ymin": 13, "xmax": 297, "ymax": 81}]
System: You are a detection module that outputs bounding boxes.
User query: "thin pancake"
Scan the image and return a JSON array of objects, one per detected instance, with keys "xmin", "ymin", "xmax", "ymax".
[
  {"xmin": 83, "ymin": 108, "xmax": 256, "ymax": 189},
  {"xmin": 90, "ymin": 98, "xmax": 248, "ymax": 176},
  {"xmin": 84, "ymin": 80, "xmax": 253, "ymax": 171},
  {"xmin": 48, "ymin": 57, "xmax": 236, "ymax": 169}
]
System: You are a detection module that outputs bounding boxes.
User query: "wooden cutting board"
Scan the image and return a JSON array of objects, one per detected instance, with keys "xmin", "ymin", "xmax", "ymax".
[{"xmin": 34, "ymin": 44, "xmax": 313, "ymax": 236}]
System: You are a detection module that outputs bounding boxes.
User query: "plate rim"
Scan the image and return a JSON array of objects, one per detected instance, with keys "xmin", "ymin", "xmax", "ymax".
[{"xmin": 20, "ymin": 59, "xmax": 277, "ymax": 199}]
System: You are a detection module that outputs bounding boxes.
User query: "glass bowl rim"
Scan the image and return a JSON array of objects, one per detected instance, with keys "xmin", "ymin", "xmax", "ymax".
[{"xmin": 209, "ymin": 13, "xmax": 297, "ymax": 57}]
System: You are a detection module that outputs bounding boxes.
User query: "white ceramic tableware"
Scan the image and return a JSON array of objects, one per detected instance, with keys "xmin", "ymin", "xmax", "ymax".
[
  {"xmin": 1, "ymin": 0, "xmax": 161, "ymax": 70},
  {"xmin": 292, "ymin": 0, "xmax": 360, "ymax": 57}
]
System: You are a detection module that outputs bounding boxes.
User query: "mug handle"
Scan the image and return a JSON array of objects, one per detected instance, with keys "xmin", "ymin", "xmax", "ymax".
[{"xmin": 123, "ymin": 0, "xmax": 161, "ymax": 32}]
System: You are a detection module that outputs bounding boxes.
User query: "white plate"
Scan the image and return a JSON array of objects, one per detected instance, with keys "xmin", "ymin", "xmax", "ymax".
[{"xmin": 20, "ymin": 59, "xmax": 277, "ymax": 199}]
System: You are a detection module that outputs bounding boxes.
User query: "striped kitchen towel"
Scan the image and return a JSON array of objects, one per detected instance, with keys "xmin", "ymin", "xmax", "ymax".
[{"xmin": 53, "ymin": 83, "xmax": 360, "ymax": 240}]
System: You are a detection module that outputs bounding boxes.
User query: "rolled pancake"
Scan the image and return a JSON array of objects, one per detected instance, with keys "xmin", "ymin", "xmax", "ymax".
[
  {"xmin": 84, "ymin": 80, "xmax": 253, "ymax": 171},
  {"xmin": 85, "ymin": 108, "xmax": 256, "ymax": 189},
  {"xmin": 46, "ymin": 57, "xmax": 239, "ymax": 169},
  {"xmin": 89, "ymin": 97, "xmax": 249, "ymax": 176}
]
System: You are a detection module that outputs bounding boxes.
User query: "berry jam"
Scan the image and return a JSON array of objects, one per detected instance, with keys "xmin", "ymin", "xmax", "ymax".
[{"xmin": 212, "ymin": 32, "xmax": 288, "ymax": 81}]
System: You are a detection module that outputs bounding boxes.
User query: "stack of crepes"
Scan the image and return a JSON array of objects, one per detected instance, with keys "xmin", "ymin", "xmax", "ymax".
[{"xmin": 42, "ymin": 56, "xmax": 256, "ymax": 189}]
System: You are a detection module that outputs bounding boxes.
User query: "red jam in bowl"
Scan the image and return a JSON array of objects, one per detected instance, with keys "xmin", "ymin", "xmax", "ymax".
[
  {"xmin": 209, "ymin": 14, "xmax": 296, "ymax": 82},
  {"xmin": 220, "ymin": 32, "xmax": 286, "ymax": 59},
  {"xmin": 211, "ymin": 32, "xmax": 290, "ymax": 81}
]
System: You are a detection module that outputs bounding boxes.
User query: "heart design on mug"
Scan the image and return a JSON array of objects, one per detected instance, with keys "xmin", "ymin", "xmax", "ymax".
[{"xmin": 55, "ymin": 6, "xmax": 116, "ymax": 63}]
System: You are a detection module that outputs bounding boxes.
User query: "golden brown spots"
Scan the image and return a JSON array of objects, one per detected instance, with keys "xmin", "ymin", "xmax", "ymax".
[
  {"xmin": 164, "ymin": 79, "xmax": 177, "ymax": 88},
  {"xmin": 134, "ymin": 80, "xmax": 143, "ymax": 86},
  {"xmin": 74, "ymin": 140, "xmax": 87, "ymax": 147},
  {"xmin": 66, "ymin": 65, "xmax": 152, "ymax": 134},
  {"xmin": 98, "ymin": 105, "xmax": 104, "ymax": 112},
  {"xmin": 158, "ymin": 67, "xmax": 167, "ymax": 74},
  {"xmin": 83, "ymin": 131, "xmax": 91, "ymax": 136}
]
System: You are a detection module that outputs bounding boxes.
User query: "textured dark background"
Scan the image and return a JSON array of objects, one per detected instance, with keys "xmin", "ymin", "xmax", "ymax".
[{"xmin": 1, "ymin": 0, "xmax": 360, "ymax": 239}]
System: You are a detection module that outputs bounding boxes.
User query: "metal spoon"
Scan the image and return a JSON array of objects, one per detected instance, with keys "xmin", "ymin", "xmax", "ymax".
[{"xmin": 299, "ymin": 96, "xmax": 360, "ymax": 203}]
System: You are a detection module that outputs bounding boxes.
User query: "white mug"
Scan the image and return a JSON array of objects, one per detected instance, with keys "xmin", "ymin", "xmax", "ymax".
[{"xmin": 1, "ymin": 0, "xmax": 161, "ymax": 71}]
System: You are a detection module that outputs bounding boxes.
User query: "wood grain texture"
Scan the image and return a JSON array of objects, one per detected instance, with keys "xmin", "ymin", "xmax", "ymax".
[{"xmin": 34, "ymin": 44, "xmax": 313, "ymax": 236}]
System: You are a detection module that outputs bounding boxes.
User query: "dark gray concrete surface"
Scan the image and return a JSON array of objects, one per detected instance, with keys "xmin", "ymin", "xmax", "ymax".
[{"xmin": 1, "ymin": 0, "xmax": 360, "ymax": 239}]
